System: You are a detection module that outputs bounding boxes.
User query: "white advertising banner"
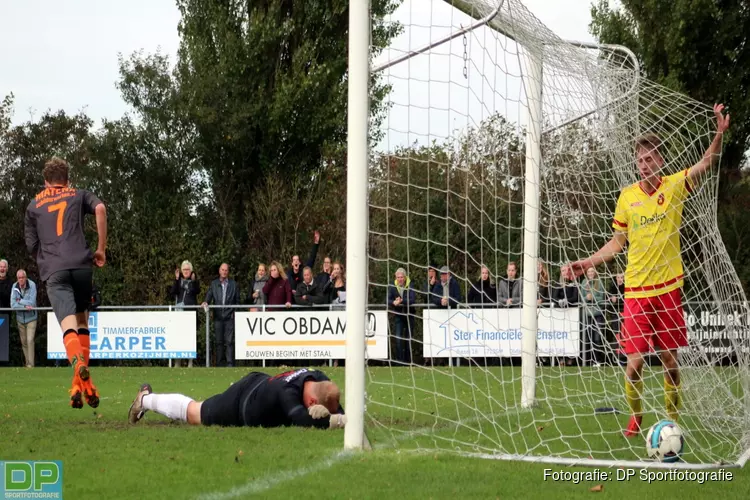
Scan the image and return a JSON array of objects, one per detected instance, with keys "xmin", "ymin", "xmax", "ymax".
[
  {"xmin": 47, "ymin": 311, "xmax": 197, "ymax": 359},
  {"xmin": 422, "ymin": 307, "xmax": 580, "ymax": 358},
  {"xmin": 235, "ymin": 310, "xmax": 389, "ymax": 360}
]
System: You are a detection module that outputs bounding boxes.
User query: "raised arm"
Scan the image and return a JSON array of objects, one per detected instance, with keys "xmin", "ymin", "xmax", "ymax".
[
  {"xmin": 562, "ymin": 232, "xmax": 627, "ymax": 280},
  {"xmin": 687, "ymin": 104, "xmax": 730, "ymax": 182},
  {"xmin": 304, "ymin": 231, "xmax": 321, "ymax": 268}
]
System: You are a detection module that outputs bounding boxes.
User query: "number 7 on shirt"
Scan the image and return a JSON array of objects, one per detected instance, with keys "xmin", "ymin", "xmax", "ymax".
[{"xmin": 47, "ymin": 201, "xmax": 68, "ymax": 236}]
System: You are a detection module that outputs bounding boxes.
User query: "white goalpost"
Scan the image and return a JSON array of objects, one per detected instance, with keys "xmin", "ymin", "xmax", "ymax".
[{"xmin": 345, "ymin": 0, "xmax": 750, "ymax": 468}]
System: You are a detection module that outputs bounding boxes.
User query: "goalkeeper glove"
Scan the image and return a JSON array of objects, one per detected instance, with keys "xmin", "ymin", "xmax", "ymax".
[
  {"xmin": 308, "ymin": 404, "xmax": 331, "ymax": 419},
  {"xmin": 328, "ymin": 413, "xmax": 347, "ymax": 429}
]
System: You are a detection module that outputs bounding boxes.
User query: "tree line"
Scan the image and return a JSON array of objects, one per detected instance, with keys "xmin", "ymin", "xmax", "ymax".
[{"xmin": 1, "ymin": 0, "xmax": 749, "ymax": 365}]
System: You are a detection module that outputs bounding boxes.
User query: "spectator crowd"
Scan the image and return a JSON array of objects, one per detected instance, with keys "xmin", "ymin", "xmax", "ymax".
[
  {"xmin": 386, "ymin": 260, "xmax": 627, "ymax": 366},
  {"xmin": 2, "ymin": 229, "xmax": 624, "ymax": 369}
]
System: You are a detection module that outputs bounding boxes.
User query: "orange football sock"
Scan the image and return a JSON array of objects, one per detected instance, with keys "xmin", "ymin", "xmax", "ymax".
[
  {"xmin": 78, "ymin": 328, "xmax": 91, "ymax": 366},
  {"xmin": 63, "ymin": 330, "xmax": 84, "ymax": 372}
]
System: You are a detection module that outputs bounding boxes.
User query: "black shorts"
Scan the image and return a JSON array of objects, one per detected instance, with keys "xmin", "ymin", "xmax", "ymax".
[
  {"xmin": 200, "ymin": 372, "xmax": 268, "ymax": 427},
  {"xmin": 46, "ymin": 268, "xmax": 93, "ymax": 323}
]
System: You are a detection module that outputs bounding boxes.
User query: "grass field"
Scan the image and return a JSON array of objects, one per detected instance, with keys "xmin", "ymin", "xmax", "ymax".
[{"xmin": 2, "ymin": 366, "xmax": 748, "ymax": 499}]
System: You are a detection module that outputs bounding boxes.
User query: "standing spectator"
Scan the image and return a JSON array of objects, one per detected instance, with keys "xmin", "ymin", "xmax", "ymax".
[
  {"xmin": 170, "ymin": 261, "xmax": 201, "ymax": 307},
  {"xmin": 431, "ymin": 266, "xmax": 462, "ymax": 309},
  {"xmin": 315, "ymin": 256, "xmax": 332, "ymax": 288},
  {"xmin": 388, "ymin": 268, "xmax": 416, "ymax": 363},
  {"xmin": 294, "ymin": 267, "xmax": 326, "ymax": 306},
  {"xmin": 467, "ymin": 265, "xmax": 497, "ymax": 307},
  {"xmin": 498, "ymin": 261, "xmax": 522, "ymax": 307},
  {"xmin": 324, "ymin": 261, "xmax": 346, "ymax": 305},
  {"xmin": 247, "ymin": 263, "xmax": 269, "ymax": 312},
  {"xmin": 287, "ymin": 231, "xmax": 321, "ymax": 291},
  {"xmin": 263, "ymin": 262, "xmax": 293, "ymax": 310},
  {"xmin": 552, "ymin": 271, "xmax": 579, "ymax": 308},
  {"xmin": 202, "ymin": 263, "xmax": 240, "ymax": 367},
  {"xmin": 582, "ymin": 267, "xmax": 606, "ymax": 366},
  {"xmin": 607, "ymin": 273, "xmax": 626, "ymax": 365},
  {"xmin": 11, "ymin": 270, "xmax": 37, "ymax": 368},
  {"xmin": 0, "ymin": 259, "xmax": 11, "ymax": 310},
  {"xmin": 423, "ymin": 262, "xmax": 440, "ymax": 306},
  {"xmin": 551, "ymin": 270, "xmax": 579, "ymax": 366},
  {"xmin": 537, "ymin": 261, "xmax": 552, "ymax": 306},
  {"xmin": 169, "ymin": 260, "xmax": 201, "ymax": 368}
]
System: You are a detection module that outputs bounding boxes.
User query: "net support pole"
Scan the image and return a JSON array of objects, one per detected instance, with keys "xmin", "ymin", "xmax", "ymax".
[
  {"xmin": 344, "ymin": 0, "xmax": 370, "ymax": 450},
  {"xmin": 520, "ymin": 47, "xmax": 543, "ymax": 409}
]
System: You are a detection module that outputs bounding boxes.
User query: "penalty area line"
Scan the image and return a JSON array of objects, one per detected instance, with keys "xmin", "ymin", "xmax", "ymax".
[
  {"xmin": 194, "ymin": 450, "xmax": 354, "ymax": 500},
  {"xmin": 193, "ymin": 412, "xmax": 519, "ymax": 500}
]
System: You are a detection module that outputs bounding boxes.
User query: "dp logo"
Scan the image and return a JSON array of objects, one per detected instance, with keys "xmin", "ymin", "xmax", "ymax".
[{"xmin": 1, "ymin": 461, "xmax": 63, "ymax": 498}]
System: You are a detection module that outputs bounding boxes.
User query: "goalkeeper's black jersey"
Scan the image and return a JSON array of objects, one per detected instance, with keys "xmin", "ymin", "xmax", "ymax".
[{"xmin": 242, "ymin": 369, "xmax": 344, "ymax": 429}]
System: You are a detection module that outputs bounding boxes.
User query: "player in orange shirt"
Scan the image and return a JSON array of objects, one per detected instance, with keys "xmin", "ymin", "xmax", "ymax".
[
  {"xmin": 563, "ymin": 104, "xmax": 730, "ymax": 437},
  {"xmin": 25, "ymin": 157, "xmax": 107, "ymax": 409}
]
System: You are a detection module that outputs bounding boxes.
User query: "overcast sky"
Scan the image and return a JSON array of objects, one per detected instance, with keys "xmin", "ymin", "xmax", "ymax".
[{"xmin": 0, "ymin": 0, "xmax": 598, "ymax": 128}]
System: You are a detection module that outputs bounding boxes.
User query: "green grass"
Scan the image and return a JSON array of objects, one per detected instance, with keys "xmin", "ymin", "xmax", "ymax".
[{"xmin": 2, "ymin": 366, "xmax": 748, "ymax": 499}]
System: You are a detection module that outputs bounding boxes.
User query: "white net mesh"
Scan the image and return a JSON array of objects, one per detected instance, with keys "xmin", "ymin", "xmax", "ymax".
[{"xmin": 364, "ymin": 0, "xmax": 750, "ymax": 467}]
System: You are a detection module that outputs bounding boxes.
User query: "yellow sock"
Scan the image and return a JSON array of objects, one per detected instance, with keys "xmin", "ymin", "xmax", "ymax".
[
  {"xmin": 665, "ymin": 379, "xmax": 680, "ymax": 422},
  {"xmin": 625, "ymin": 378, "xmax": 643, "ymax": 417}
]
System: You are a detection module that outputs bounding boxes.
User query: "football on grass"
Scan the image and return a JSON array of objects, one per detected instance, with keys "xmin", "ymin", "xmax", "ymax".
[{"xmin": 646, "ymin": 420, "xmax": 684, "ymax": 463}]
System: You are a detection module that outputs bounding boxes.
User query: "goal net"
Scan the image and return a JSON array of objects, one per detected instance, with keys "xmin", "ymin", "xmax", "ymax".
[{"xmin": 356, "ymin": 0, "xmax": 750, "ymax": 468}]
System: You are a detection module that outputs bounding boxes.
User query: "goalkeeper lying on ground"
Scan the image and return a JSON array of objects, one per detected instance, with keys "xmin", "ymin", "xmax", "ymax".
[{"xmin": 127, "ymin": 368, "xmax": 346, "ymax": 430}]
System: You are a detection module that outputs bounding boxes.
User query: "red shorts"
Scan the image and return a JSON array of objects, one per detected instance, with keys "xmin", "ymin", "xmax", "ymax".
[{"xmin": 619, "ymin": 288, "xmax": 687, "ymax": 355}]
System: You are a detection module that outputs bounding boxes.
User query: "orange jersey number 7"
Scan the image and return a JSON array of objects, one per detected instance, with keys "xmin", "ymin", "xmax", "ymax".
[{"xmin": 47, "ymin": 201, "xmax": 68, "ymax": 236}]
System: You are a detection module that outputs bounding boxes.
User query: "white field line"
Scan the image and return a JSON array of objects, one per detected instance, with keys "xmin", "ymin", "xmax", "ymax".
[{"xmin": 194, "ymin": 408, "xmax": 531, "ymax": 500}]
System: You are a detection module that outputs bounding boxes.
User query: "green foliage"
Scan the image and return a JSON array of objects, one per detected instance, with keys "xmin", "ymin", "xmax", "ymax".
[
  {"xmin": 589, "ymin": 0, "xmax": 750, "ymax": 170},
  {"xmin": 116, "ymin": 0, "xmax": 401, "ymax": 274},
  {"xmin": 0, "ymin": 0, "xmax": 401, "ymax": 321}
]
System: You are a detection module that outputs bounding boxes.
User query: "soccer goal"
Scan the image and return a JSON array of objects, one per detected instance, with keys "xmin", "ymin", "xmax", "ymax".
[{"xmin": 345, "ymin": 0, "xmax": 750, "ymax": 468}]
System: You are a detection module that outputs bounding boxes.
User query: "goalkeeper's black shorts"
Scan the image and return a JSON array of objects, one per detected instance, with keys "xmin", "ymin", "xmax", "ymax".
[{"xmin": 200, "ymin": 372, "xmax": 268, "ymax": 427}]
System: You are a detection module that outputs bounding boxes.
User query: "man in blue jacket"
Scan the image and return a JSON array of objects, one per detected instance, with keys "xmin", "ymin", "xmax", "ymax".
[
  {"xmin": 11, "ymin": 269, "xmax": 38, "ymax": 368},
  {"xmin": 388, "ymin": 268, "xmax": 417, "ymax": 363}
]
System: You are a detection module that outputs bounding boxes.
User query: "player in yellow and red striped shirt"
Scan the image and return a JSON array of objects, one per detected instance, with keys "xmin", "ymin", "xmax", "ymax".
[{"xmin": 563, "ymin": 104, "xmax": 730, "ymax": 437}]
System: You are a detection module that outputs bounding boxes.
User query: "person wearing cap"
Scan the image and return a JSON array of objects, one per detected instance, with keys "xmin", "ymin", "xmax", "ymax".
[{"xmin": 430, "ymin": 265, "xmax": 462, "ymax": 309}]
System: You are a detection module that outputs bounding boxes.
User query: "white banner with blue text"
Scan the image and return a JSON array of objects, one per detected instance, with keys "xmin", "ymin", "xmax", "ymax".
[
  {"xmin": 47, "ymin": 311, "xmax": 197, "ymax": 359},
  {"xmin": 422, "ymin": 307, "xmax": 580, "ymax": 358}
]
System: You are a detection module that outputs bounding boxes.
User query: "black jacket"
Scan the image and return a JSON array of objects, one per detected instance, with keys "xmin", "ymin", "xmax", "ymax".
[
  {"xmin": 0, "ymin": 277, "xmax": 12, "ymax": 309},
  {"xmin": 294, "ymin": 280, "xmax": 326, "ymax": 306},
  {"xmin": 467, "ymin": 279, "xmax": 497, "ymax": 307},
  {"xmin": 607, "ymin": 279, "xmax": 625, "ymax": 314},
  {"xmin": 91, "ymin": 283, "xmax": 101, "ymax": 310},
  {"xmin": 287, "ymin": 243, "xmax": 319, "ymax": 291},
  {"xmin": 169, "ymin": 276, "xmax": 201, "ymax": 306},
  {"xmin": 205, "ymin": 278, "xmax": 240, "ymax": 320},
  {"xmin": 552, "ymin": 283, "xmax": 579, "ymax": 307},
  {"xmin": 538, "ymin": 282, "xmax": 552, "ymax": 306},
  {"xmin": 323, "ymin": 280, "xmax": 346, "ymax": 304}
]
